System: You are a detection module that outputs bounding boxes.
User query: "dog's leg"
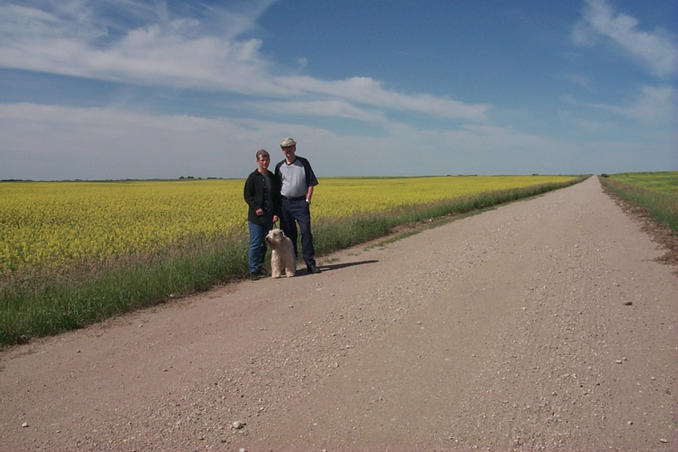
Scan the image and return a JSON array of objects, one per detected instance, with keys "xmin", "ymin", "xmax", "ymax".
[
  {"xmin": 284, "ymin": 242, "xmax": 296, "ymax": 277},
  {"xmin": 271, "ymin": 251, "xmax": 282, "ymax": 278}
]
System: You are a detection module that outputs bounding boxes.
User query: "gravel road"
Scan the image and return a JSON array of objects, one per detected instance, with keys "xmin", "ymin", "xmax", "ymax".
[{"xmin": 1, "ymin": 176, "xmax": 676, "ymax": 451}]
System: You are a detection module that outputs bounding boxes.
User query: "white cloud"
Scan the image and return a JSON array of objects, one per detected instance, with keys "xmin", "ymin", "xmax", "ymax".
[
  {"xmin": 0, "ymin": 1, "xmax": 289, "ymax": 95},
  {"xmin": 559, "ymin": 94, "xmax": 578, "ymax": 105},
  {"xmin": 560, "ymin": 85, "xmax": 677, "ymax": 130},
  {"xmin": 625, "ymin": 85, "xmax": 677, "ymax": 123},
  {"xmin": 277, "ymin": 76, "xmax": 489, "ymax": 120},
  {"xmin": 0, "ymin": 0, "xmax": 487, "ymax": 121},
  {"xmin": 559, "ymin": 110, "xmax": 616, "ymax": 133},
  {"xmin": 563, "ymin": 74, "xmax": 591, "ymax": 90},
  {"xmin": 574, "ymin": 0, "xmax": 677, "ymax": 78},
  {"xmin": 0, "ymin": 103, "xmax": 593, "ymax": 180},
  {"xmin": 590, "ymin": 85, "xmax": 677, "ymax": 124},
  {"xmin": 249, "ymin": 100, "xmax": 388, "ymax": 123},
  {"xmin": 0, "ymin": 102, "xmax": 296, "ymax": 179}
]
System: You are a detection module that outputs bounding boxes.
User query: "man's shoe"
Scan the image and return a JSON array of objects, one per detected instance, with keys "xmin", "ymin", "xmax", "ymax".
[
  {"xmin": 307, "ymin": 265, "xmax": 321, "ymax": 274},
  {"xmin": 250, "ymin": 273, "xmax": 262, "ymax": 281}
]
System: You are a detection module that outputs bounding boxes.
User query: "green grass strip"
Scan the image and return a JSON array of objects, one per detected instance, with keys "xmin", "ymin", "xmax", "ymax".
[{"xmin": 600, "ymin": 176, "xmax": 678, "ymax": 232}]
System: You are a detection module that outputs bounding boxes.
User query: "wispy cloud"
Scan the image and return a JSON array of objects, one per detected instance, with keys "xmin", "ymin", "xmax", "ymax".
[
  {"xmin": 0, "ymin": 0, "xmax": 286, "ymax": 94},
  {"xmin": 559, "ymin": 94, "xmax": 578, "ymax": 105},
  {"xmin": 0, "ymin": 102, "xmax": 581, "ymax": 179},
  {"xmin": 598, "ymin": 85, "xmax": 677, "ymax": 124},
  {"xmin": 0, "ymin": 0, "xmax": 487, "ymax": 121},
  {"xmin": 0, "ymin": 101, "xmax": 302, "ymax": 179},
  {"xmin": 573, "ymin": 0, "xmax": 677, "ymax": 78},
  {"xmin": 249, "ymin": 100, "xmax": 388, "ymax": 123},
  {"xmin": 559, "ymin": 110, "xmax": 616, "ymax": 133},
  {"xmin": 276, "ymin": 76, "xmax": 489, "ymax": 121},
  {"xmin": 562, "ymin": 85, "xmax": 677, "ymax": 125},
  {"xmin": 562, "ymin": 73, "xmax": 591, "ymax": 90}
]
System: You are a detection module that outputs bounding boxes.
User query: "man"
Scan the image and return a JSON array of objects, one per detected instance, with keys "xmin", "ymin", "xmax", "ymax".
[
  {"xmin": 274, "ymin": 137, "xmax": 321, "ymax": 274},
  {"xmin": 244, "ymin": 149, "xmax": 279, "ymax": 280}
]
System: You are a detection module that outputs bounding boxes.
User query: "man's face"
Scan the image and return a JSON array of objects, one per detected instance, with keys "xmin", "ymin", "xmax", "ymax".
[
  {"xmin": 281, "ymin": 145, "xmax": 296, "ymax": 160},
  {"xmin": 257, "ymin": 155, "xmax": 270, "ymax": 171}
]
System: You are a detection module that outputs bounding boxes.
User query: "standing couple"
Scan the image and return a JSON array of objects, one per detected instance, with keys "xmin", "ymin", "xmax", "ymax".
[{"xmin": 243, "ymin": 137, "xmax": 321, "ymax": 280}]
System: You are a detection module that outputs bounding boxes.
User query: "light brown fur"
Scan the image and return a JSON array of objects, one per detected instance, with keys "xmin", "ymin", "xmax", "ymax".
[{"xmin": 265, "ymin": 228, "xmax": 296, "ymax": 278}]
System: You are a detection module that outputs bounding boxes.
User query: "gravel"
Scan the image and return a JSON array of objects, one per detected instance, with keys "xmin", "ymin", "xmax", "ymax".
[{"xmin": 1, "ymin": 176, "xmax": 676, "ymax": 451}]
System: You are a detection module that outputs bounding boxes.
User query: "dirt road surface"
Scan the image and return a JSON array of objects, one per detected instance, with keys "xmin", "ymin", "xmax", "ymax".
[{"xmin": 1, "ymin": 176, "xmax": 676, "ymax": 451}]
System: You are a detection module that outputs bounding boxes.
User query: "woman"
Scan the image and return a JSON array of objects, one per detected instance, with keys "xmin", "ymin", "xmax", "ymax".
[{"xmin": 243, "ymin": 149, "xmax": 280, "ymax": 280}]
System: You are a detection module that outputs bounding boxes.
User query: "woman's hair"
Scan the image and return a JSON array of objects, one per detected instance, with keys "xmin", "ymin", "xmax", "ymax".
[{"xmin": 256, "ymin": 149, "xmax": 270, "ymax": 160}]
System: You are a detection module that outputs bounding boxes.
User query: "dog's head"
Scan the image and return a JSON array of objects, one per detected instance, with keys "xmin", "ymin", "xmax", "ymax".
[{"xmin": 265, "ymin": 228, "xmax": 286, "ymax": 247}]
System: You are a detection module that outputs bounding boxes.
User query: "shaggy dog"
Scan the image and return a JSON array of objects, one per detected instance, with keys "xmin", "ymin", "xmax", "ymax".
[{"xmin": 265, "ymin": 228, "xmax": 296, "ymax": 278}]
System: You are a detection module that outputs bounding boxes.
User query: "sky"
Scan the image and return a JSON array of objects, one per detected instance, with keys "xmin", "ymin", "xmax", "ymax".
[{"xmin": 0, "ymin": 0, "xmax": 676, "ymax": 180}]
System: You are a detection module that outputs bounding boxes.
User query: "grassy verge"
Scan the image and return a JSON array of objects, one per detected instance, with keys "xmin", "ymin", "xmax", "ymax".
[
  {"xmin": 1, "ymin": 177, "xmax": 587, "ymax": 346},
  {"xmin": 599, "ymin": 175, "xmax": 678, "ymax": 233},
  {"xmin": 1, "ymin": 235, "xmax": 248, "ymax": 345}
]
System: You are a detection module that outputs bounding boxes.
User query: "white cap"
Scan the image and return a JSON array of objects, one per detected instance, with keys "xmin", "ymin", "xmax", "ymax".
[{"xmin": 280, "ymin": 137, "xmax": 296, "ymax": 147}]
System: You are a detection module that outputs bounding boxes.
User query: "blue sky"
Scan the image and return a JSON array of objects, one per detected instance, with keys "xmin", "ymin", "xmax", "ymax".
[{"xmin": 0, "ymin": 0, "xmax": 676, "ymax": 180}]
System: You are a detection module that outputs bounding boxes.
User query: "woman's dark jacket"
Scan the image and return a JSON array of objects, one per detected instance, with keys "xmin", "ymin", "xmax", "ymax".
[{"xmin": 244, "ymin": 169, "xmax": 280, "ymax": 225}]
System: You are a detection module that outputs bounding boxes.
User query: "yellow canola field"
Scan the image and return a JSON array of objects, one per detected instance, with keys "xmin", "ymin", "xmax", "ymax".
[{"xmin": 0, "ymin": 176, "xmax": 575, "ymax": 274}]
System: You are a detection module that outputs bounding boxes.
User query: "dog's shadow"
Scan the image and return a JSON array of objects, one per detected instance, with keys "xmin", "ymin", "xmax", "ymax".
[{"xmin": 310, "ymin": 259, "xmax": 379, "ymax": 275}]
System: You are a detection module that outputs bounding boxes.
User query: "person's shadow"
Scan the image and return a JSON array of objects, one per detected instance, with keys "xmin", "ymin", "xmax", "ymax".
[{"xmin": 304, "ymin": 259, "xmax": 379, "ymax": 275}]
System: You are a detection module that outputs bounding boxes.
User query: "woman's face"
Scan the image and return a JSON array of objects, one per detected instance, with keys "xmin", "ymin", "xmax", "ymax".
[{"xmin": 257, "ymin": 155, "xmax": 270, "ymax": 171}]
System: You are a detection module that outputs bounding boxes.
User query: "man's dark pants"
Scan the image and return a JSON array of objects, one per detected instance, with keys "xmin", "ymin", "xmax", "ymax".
[{"xmin": 280, "ymin": 198, "xmax": 316, "ymax": 269}]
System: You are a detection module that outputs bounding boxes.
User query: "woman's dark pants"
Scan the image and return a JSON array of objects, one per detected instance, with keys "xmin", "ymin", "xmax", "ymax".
[{"xmin": 248, "ymin": 218, "xmax": 273, "ymax": 274}]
